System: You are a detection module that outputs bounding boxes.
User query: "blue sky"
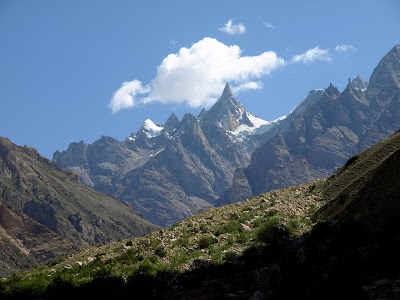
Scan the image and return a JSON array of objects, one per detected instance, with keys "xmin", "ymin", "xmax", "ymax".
[{"xmin": 1, "ymin": 0, "xmax": 399, "ymax": 158}]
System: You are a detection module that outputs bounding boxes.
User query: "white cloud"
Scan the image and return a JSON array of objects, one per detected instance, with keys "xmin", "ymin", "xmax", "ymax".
[
  {"xmin": 108, "ymin": 80, "xmax": 150, "ymax": 113},
  {"xmin": 219, "ymin": 19, "xmax": 246, "ymax": 35},
  {"xmin": 291, "ymin": 46, "xmax": 331, "ymax": 64},
  {"xmin": 232, "ymin": 81, "xmax": 263, "ymax": 94},
  {"xmin": 110, "ymin": 40, "xmax": 336, "ymax": 113},
  {"xmin": 335, "ymin": 44, "xmax": 357, "ymax": 53},
  {"xmin": 109, "ymin": 38, "xmax": 284, "ymax": 112},
  {"xmin": 143, "ymin": 38, "xmax": 284, "ymax": 108},
  {"xmin": 264, "ymin": 22, "xmax": 274, "ymax": 29}
]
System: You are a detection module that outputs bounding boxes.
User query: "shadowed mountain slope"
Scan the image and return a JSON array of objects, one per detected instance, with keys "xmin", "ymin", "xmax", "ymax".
[{"xmin": 0, "ymin": 137, "xmax": 157, "ymax": 276}]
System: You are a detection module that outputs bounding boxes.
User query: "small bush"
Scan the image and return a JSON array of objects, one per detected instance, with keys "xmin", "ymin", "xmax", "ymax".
[
  {"xmin": 214, "ymin": 220, "xmax": 238, "ymax": 236},
  {"xmin": 237, "ymin": 230, "xmax": 252, "ymax": 243},
  {"xmin": 148, "ymin": 255, "xmax": 158, "ymax": 264},
  {"xmin": 255, "ymin": 217, "xmax": 280, "ymax": 243},
  {"xmin": 307, "ymin": 204, "xmax": 317, "ymax": 216},
  {"xmin": 345, "ymin": 155, "xmax": 359, "ymax": 167},
  {"xmin": 115, "ymin": 249, "xmax": 143, "ymax": 264},
  {"xmin": 308, "ymin": 184, "xmax": 316, "ymax": 193},
  {"xmin": 198, "ymin": 236, "xmax": 217, "ymax": 249},
  {"xmin": 125, "ymin": 240, "xmax": 133, "ymax": 247},
  {"xmin": 223, "ymin": 251, "xmax": 237, "ymax": 261},
  {"xmin": 199, "ymin": 224, "xmax": 208, "ymax": 233},
  {"xmin": 287, "ymin": 219, "xmax": 299, "ymax": 234},
  {"xmin": 174, "ymin": 237, "xmax": 189, "ymax": 248},
  {"xmin": 154, "ymin": 247, "xmax": 167, "ymax": 258}
]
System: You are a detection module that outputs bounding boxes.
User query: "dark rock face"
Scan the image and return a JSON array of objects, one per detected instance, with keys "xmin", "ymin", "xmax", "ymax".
[
  {"xmin": 221, "ymin": 44, "xmax": 400, "ymax": 204},
  {"xmin": 0, "ymin": 137, "xmax": 157, "ymax": 276}
]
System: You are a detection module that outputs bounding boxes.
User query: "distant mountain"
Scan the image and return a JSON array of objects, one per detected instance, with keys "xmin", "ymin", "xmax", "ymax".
[
  {"xmin": 53, "ymin": 83, "xmax": 277, "ymax": 226},
  {"xmin": 220, "ymin": 44, "xmax": 400, "ymax": 204},
  {"xmin": 0, "ymin": 137, "xmax": 157, "ymax": 276}
]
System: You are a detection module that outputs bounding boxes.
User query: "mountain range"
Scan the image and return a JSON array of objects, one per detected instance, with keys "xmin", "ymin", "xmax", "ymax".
[
  {"xmin": 221, "ymin": 43, "xmax": 400, "ymax": 204},
  {"xmin": 53, "ymin": 44, "xmax": 400, "ymax": 228},
  {"xmin": 53, "ymin": 83, "xmax": 273, "ymax": 226},
  {"xmin": 4, "ymin": 122, "xmax": 400, "ymax": 299}
]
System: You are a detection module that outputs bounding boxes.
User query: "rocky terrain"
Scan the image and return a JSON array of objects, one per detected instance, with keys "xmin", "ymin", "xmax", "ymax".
[
  {"xmin": 53, "ymin": 84, "xmax": 276, "ymax": 226},
  {"xmin": 0, "ymin": 138, "xmax": 157, "ymax": 276},
  {"xmin": 2, "ymin": 128, "xmax": 400, "ymax": 299},
  {"xmin": 221, "ymin": 44, "xmax": 400, "ymax": 204}
]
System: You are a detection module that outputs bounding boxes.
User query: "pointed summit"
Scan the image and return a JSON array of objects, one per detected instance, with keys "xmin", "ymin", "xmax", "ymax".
[
  {"xmin": 139, "ymin": 119, "xmax": 164, "ymax": 138},
  {"xmin": 351, "ymin": 75, "xmax": 368, "ymax": 92},
  {"xmin": 202, "ymin": 83, "xmax": 253, "ymax": 131},
  {"xmin": 221, "ymin": 82, "xmax": 234, "ymax": 100},
  {"xmin": 164, "ymin": 112, "xmax": 180, "ymax": 132},
  {"xmin": 368, "ymin": 44, "xmax": 400, "ymax": 106},
  {"xmin": 197, "ymin": 108, "xmax": 207, "ymax": 119},
  {"xmin": 325, "ymin": 83, "xmax": 340, "ymax": 98}
]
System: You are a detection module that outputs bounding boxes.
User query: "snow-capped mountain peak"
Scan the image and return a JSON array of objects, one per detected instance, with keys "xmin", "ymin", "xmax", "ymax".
[{"xmin": 141, "ymin": 119, "xmax": 164, "ymax": 138}]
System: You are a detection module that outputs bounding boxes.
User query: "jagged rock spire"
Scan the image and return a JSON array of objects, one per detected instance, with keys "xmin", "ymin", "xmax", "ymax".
[
  {"xmin": 351, "ymin": 75, "xmax": 368, "ymax": 92},
  {"xmin": 221, "ymin": 82, "xmax": 234, "ymax": 100},
  {"xmin": 202, "ymin": 82, "xmax": 253, "ymax": 131},
  {"xmin": 164, "ymin": 112, "xmax": 180, "ymax": 132},
  {"xmin": 325, "ymin": 83, "xmax": 340, "ymax": 98}
]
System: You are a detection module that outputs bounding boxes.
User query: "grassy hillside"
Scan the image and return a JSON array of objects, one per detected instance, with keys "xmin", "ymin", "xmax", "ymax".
[{"xmin": 0, "ymin": 180, "xmax": 325, "ymax": 297}]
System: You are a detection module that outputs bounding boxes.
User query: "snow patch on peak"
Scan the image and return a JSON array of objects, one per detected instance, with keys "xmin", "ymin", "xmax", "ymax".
[
  {"xmin": 142, "ymin": 119, "xmax": 164, "ymax": 138},
  {"xmin": 229, "ymin": 112, "xmax": 278, "ymax": 141}
]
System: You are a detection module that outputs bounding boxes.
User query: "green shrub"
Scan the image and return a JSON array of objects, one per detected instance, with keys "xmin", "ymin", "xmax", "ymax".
[
  {"xmin": 307, "ymin": 204, "xmax": 317, "ymax": 216},
  {"xmin": 125, "ymin": 240, "xmax": 133, "ymax": 247},
  {"xmin": 198, "ymin": 236, "xmax": 217, "ymax": 249},
  {"xmin": 223, "ymin": 251, "xmax": 237, "ymax": 261},
  {"xmin": 174, "ymin": 237, "xmax": 189, "ymax": 248},
  {"xmin": 149, "ymin": 239, "xmax": 161, "ymax": 249},
  {"xmin": 308, "ymin": 183, "xmax": 316, "ymax": 193},
  {"xmin": 237, "ymin": 230, "xmax": 252, "ymax": 243},
  {"xmin": 148, "ymin": 255, "xmax": 158, "ymax": 264},
  {"xmin": 287, "ymin": 219, "xmax": 299, "ymax": 234},
  {"xmin": 199, "ymin": 224, "xmax": 208, "ymax": 233},
  {"xmin": 154, "ymin": 247, "xmax": 167, "ymax": 257},
  {"xmin": 255, "ymin": 217, "xmax": 280, "ymax": 243},
  {"xmin": 115, "ymin": 248, "xmax": 143, "ymax": 264},
  {"xmin": 345, "ymin": 155, "xmax": 359, "ymax": 167},
  {"xmin": 213, "ymin": 220, "xmax": 238, "ymax": 236}
]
